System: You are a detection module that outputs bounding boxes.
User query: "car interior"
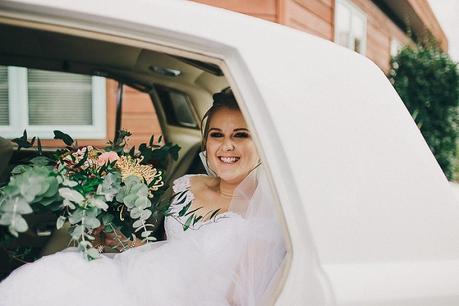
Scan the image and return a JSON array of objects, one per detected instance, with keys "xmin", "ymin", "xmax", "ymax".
[{"xmin": 0, "ymin": 19, "xmax": 232, "ymax": 276}]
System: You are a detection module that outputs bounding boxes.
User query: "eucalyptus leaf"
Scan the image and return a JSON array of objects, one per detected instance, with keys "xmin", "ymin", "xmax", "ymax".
[
  {"xmin": 140, "ymin": 230, "xmax": 152, "ymax": 238},
  {"xmin": 133, "ymin": 219, "xmax": 144, "ymax": 228},
  {"xmin": 71, "ymin": 225, "xmax": 84, "ymax": 239},
  {"xmin": 136, "ymin": 185, "xmax": 149, "ymax": 197},
  {"xmin": 56, "ymin": 216, "xmax": 66, "ymax": 230},
  {"xmin": 41, "ymin": 178, "xmax": 58, "ymax": 198},
  {"xmin": 11, "ymin": 165, "xmax": 30, "ymax": 175},
  {"xmin": 19, "ymin": 180, "xmax": 41, "ymax": 202},
  {"xmin": 69, "ymin": 209, "xmax": 85, "ymax": 224},
  {"xmin": 130, "ymin": 207, "xmax": 142, "ymax": 219},
  {"xmin": 124, "ymin": 176, "xmax": 141, "ymax": 186},
  {"xmin": 139, "ymin": 210, "xmax": 152, "ymax": 220},
  {"xmin": 59, "ymin": 188, "xmax": 84, "ymax": 204},
  {"xmin": 62, "ymin": 199, "xmax": 76, "ymax": 209},
  {"xmin": 89, "ymin": 198, "xmax": 108, "ymax": 211},
  {"xmin": 123, "ymin": 194, "xmax": 137, "ymax": 208},
  {"xmin": 85, "ymin": 207, "xmax": 99, "ymax": 218},
  {"xmin": 11, "ymin": 214, "xmax": 28, "ymax": 232},
  {"xmin": 1, "ymin": 185, "xmax": 19, "ymax": 197},
  {"xmin": 0, "ymin": 212, "xmax": 13, "ymax": 225},
  {"xmin": 30, "ymin": 156, "xmax": 51, "ymax": 166},
  {"xmin": 83, "ymin": 216, "xmax": 100, "ymax": 229},
  {"xmin": 134, "ymin": 197, "xmax": 150, "ymax": 210},
  {"xmin": 40, "ymin": 195, "xmax": 59, "ymax": 206},
  {"xmin": 86, "ymin": 247, "xmax": 100, "ymax": 259},
  {"xmin": 8, "ymin": 225, "xmax": 19, "ymax": 237},
  {"xmin": 79, "ymin": 240, "xmax": 91, "ymax": 248},
  {"xmin": 98, "ymin": 173, "xmax": 121, "ymax": 201},
  {"xmin": 62, "ymin": 178, "xmax": 78, "ymax": 187},
  {"xmin": 1, "ymin": 197, "xmax": 33, "ymax": 214}
]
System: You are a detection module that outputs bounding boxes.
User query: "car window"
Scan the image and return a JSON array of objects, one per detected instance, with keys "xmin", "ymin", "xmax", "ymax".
[
  {"xmin": 0, "ymin": 20, "xmax": 289, "ymax": 303},
  {"xmin": 156, "ymin": 86, "xmax": 198, "ymax": 129}
]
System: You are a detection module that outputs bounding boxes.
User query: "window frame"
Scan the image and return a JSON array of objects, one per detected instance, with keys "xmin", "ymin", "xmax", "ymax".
[
  {"xmin": 334, "ymin": 0, "xmax": 368, "ymax": 55},
  {"xmin": 0, "ymin": 66, "xmax": 106, "ymax": 139},
  {"xmin": 0, "ymin": 15, "xmax": 293, "ymax": 303}
]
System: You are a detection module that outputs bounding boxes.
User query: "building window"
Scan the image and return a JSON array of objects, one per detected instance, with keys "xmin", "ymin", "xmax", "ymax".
[
  {"xmin": 335, "ymin": 0, "xmax": 367, "ymax": 55},
  {"xmin": 0, "ymin": 66, "xmax": 106, "ymax": 139},
  {"xmin": 390, "ymin": 38, "xmax": 403, "ymax": 57}
]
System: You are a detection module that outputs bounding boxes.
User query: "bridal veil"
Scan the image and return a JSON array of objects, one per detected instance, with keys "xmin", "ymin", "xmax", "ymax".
[{"xmin": 228, "ymin": 167, "xmax": 287, "ymax": 306}]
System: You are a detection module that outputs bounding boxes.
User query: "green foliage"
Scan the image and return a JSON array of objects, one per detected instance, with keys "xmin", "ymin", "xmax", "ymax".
[
  {"xmin": 389, "ymin": 42, "xmax": 459, "ymax": 179},
  {"xmin": 53, "ymin": 130, "xmax": 74, "ymax": 146},
  {"xmin": 0, "ymin": 129, "xmax": 179, "ymax": 261},
  {"xmin": 115, "ymin": 176, "xmax": 156, "ymax": 242},
  {"xmin": 11, "ymin": 130, "xmax": 35, "ymax": 151},
  {"xmin": 0, "ymin": 163, "xmax": 58, "ymax": 237}
]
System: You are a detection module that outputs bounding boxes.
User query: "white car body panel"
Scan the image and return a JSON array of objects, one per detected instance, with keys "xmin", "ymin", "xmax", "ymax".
[{"xmin": 1, "ymin": 0, "xmax": 459, "ymax": 305}]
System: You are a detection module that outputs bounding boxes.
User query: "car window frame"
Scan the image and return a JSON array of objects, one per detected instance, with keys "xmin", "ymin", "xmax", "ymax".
[{"xmin": 0, "ymin": 15, "xmax": 293, "ymax": 304}]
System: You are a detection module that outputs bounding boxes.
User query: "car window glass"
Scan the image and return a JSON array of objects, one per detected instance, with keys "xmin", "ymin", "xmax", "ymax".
[
  {"xmin": 156, "ymin": 86, "xmax": 198, "ymax": 129},
  {"xmin": 169, "ymin": 91, "xmax": 197, "ymax": 128}
]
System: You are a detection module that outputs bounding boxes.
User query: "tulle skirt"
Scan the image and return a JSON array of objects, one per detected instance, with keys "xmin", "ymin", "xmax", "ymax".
[{"xmin": 0, "ymin": 215, "xmax": 247, "ymax": 306}]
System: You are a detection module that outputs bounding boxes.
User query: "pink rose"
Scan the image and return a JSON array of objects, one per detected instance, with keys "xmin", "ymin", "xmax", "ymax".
[{"xmin": 97, "ymin": 151, "xmax": 119, "ymax": 166}]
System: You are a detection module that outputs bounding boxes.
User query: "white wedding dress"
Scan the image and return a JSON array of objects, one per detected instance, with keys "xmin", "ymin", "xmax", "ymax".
[{"xmin": 0, "ymin": 173, "xmax": 285, "ymax": 306}]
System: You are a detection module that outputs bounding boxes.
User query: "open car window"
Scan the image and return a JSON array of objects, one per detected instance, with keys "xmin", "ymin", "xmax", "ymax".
[{"xmin": 0, "ymin": 16, "xmax": 290, "ymax": 304}]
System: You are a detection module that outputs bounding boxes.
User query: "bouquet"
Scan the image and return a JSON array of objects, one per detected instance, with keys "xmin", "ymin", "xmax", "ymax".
[{"xmin": 0, "ymin": 130, "xmax": 179, "ymax": 260}]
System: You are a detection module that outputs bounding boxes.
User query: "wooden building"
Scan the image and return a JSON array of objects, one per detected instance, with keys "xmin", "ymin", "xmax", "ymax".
[{"xmin": 193, "ymin": 0, "xmax": 447, "ymax": 73}]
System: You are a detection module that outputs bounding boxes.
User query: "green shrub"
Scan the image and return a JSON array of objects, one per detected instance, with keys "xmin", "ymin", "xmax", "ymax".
[{"xmin": 389, "ymin": 42, "xmax": 459, "ymax": 180}]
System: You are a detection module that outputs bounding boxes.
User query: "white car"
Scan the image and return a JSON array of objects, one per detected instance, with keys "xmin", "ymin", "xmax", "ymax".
[{"xmin": 1, "ymin": 0, "xmax": 459, "ymax": 305}]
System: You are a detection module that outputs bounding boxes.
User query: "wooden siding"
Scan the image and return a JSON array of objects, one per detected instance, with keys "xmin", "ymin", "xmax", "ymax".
[
  {"xmin": 284, "ymin": 0, "xmax": 334, "ymax": 40},
  {"xmin": 192, "ymin": 0, "xmax": 278, "ymax": 22},
  {"xmin": 351, "ymin": 0, "xmax": 410, "ymax": 73},
  {"xmin": 407, "ymin": 0, "xmax": 448, "ymax": 50},
  {"xmin": 190, "ymin": 0, "xmax": 413, "ymax": 73}
]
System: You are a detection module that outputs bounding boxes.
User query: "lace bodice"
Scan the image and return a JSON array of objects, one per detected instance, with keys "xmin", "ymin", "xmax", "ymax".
[{"xmin": 164, "ymin": 174, "xmax": 234, "ymax": 240}]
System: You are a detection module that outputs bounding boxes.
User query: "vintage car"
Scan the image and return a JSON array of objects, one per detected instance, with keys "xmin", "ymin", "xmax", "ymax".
[{"xmin": 1, "ymin": 0, "xmax": 459, "ymax": 305}]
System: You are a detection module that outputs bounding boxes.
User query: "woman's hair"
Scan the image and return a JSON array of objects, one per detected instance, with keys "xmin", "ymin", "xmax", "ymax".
[{"xmin": 201, "ymin": 87, "xmax": 240, "ymax": 150}]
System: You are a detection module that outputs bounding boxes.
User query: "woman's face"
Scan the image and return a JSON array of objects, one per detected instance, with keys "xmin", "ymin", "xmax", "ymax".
[{"xmin": 206, "ymin": 107, "xmax": 259, "ymax": 185}]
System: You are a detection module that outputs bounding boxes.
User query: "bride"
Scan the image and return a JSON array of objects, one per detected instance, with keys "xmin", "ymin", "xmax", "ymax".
[{"xmin": 0, "ymin": 88, "xmax": 286, "ymax": 306}]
